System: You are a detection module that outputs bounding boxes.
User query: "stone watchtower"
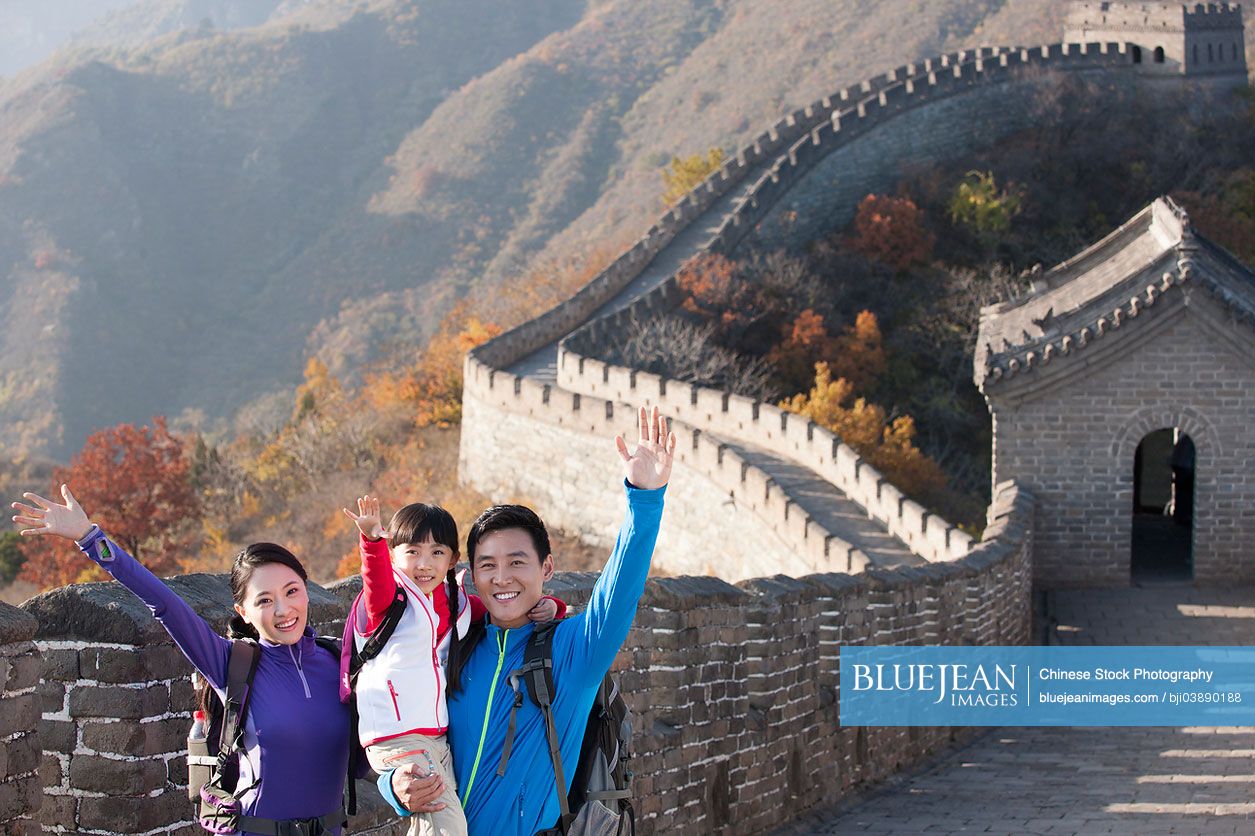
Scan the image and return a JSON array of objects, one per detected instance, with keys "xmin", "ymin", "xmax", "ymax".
[
  {"xmin": 1065, "ymin": 1, "xmax": 1247, "ymax": 81},
  {"xmin": 975, "ymin": 198, "xmax": 1255, "ymax": 587}
]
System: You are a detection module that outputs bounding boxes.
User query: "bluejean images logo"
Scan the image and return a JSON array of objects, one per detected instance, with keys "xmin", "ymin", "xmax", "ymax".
[
  {"xmin": 850, "ymin": 660, "xmax": 1019, "ymax": 707},
  {"xmin": 839, "ymin": 646, "xmax": 1255, "ymax": 727}
]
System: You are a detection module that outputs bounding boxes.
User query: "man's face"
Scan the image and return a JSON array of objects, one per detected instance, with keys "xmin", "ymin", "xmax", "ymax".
[{"xmin": 471, "ymin": 527, "xmax": 554, "ymax": 629}]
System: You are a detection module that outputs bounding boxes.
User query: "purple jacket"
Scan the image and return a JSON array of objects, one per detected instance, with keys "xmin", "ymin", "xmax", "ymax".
[{"xmin": 78, "ymin": 526, "xmax": 350, "ymax": 835}]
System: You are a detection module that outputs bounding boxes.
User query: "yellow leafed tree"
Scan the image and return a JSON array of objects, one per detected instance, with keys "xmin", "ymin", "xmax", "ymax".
[
  {"xmin": 781, "ymin": 363, "xmax": 946, "ymax": 501},
  {"xmin": 661, "ymin": 148, "xmax": 726, "ymax": 207}
]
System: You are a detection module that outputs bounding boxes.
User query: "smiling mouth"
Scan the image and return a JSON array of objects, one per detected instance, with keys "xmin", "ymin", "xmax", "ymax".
[
  {"xmin": 493, "ymin": 591, "xmax": 520, "ymax": 601},
  {"xmin": 275, "ymin": 617, "xmax": 299, "ymax": 631},
  {"xmin": 415, "ymin": 574, "xmax": 435, "ymax": 584}
]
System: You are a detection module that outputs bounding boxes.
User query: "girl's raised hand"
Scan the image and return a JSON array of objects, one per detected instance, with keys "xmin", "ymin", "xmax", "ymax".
[
  {"xmin": 12, "ymin": 485, "xmax": 93, "ymax": 542},
  {"xmin": 342, "ymin": 495, "xmax": 386, "ymax": 541},
  {"xmin": 615, "ymin": 405, "xmax": 677, "ymax": 491}
]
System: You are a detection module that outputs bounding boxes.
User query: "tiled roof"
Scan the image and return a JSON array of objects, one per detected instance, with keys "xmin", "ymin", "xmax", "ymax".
[{"xmin": 975, "ymin": 196, "xmax": 1255, "ymax": 389}]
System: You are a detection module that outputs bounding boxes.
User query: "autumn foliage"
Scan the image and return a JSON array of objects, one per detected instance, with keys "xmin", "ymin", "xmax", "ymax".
[
  {"xmin": 365, "ymin": 303, "xmax": 502, "ymax": 428},
  {"xmin": 767, "ymin": 309, "xmax": 887, "ymax": 395},
  {"xmin": 848, "ymin": 194, "xmax": 934, "ymax": 270},
  {"xmin": 19, "ymin": 417, "xmax": 199, "ymax": 589},
  {"xmin": 661, "ymin": 148, "xmax": 726, "ymax": 207},
  {"xmin": 780, "ymin": 362, "xmax": 946, "ymax": 502}
]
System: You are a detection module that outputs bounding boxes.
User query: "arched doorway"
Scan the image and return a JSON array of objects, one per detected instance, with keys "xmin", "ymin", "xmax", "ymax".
[{"xmin": 1131, "ymin": 428, "xmax": 1194, "ymax": 581}]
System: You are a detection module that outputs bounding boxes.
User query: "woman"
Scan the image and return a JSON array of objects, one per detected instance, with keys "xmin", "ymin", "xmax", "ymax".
[{"xmin": 12, "ymin": 485, "xmax": 359, "ymax": 835}]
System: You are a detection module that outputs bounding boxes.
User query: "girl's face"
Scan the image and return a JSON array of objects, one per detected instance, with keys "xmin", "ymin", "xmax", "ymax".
[
  {"xmin": 234, "ymin": 563, "xmax": 309, "ymax": 645},
  {"xmin": 391, "ymin": 537, "xmax": 458, "ymax": 596}
]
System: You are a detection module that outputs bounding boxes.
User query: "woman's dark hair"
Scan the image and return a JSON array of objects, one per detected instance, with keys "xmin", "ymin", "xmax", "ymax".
[
  {"xmin": 448, "ymin": 504, "xmax": 551, "ymax": 695},
  {"xmin": 388, "ymin": 503, "xmax": 463, "ymax": 657},
  {"xmin": 227, "ymin": 543, "xmax": 308, "ymax": 640},
  {"xmin": 197, "ymin": 543, "xmax": 307, "ymax": 715}
]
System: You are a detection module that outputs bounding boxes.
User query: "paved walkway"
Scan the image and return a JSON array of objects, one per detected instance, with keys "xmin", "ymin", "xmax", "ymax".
[
  {"xmin": 731, "ymin": 439, "xmax": 920, "ymax": 568},
  {"xmin": 777, "ymin": 585, "xmax": 1255, "ymax": 836}
]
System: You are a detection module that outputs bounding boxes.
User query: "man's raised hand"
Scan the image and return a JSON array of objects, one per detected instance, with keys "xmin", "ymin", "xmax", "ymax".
[
  {"xmin": 615, "ymin": 405, "xmax": 677, "ymax": 491},
  {"xmin": 11, "ymin": 485, "xmax": 93, "ymax": 542},
  {"xmin": 342, "ymin": 495, "xmax": 386, "ymax": 542}
]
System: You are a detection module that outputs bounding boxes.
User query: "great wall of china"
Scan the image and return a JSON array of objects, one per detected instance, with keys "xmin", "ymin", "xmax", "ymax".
[{"xmin": 1, "ymin": 9, "xmax": 1248, "ymax": 831}]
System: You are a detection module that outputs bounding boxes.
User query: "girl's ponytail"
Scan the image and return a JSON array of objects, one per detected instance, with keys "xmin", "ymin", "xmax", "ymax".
[{"xmin": 445, "ymin": 567, "xmax": 459, "ymax": 641}]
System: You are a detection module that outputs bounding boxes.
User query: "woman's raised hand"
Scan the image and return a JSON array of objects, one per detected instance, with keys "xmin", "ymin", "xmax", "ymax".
[
  {"xmin": 342, "ymin": 495, "xmax": 386, "ymax": 542},
  {"xmin": 12, "ymin": 485, "xmax": 93, "ymax": 542},
  {"xmin": 615, "ymin": 405, "xmax": 677, "ymax": 491}
]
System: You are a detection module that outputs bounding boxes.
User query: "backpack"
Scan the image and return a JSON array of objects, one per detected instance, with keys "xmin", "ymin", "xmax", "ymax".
[
  {"xmin": 343, "ymin": 585, "xmax": 408, "ymax": 687},
  {"xmin": 187, "ymin": 636, "xmax": 347, "ymax": 835},
  {"xmin": 497, "ymin": 621, "xmax": 636, "ymax": 836}
]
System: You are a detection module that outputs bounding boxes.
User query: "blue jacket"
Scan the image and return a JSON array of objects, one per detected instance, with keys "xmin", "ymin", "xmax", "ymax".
[
  {"xmin": 79, "ymin": 527, "xmax": 351, "ymax": 835},
  {"xmin": 379, "ymin": 482, "xmax": 665, "ymax": 835}
]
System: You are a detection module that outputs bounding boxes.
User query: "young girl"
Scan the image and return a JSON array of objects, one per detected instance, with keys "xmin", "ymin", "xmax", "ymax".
[
  {"xmin": 341, "ymin": 496, "xmax": 564, "ymax": 836},
  {"xmin": 13, "ymin": 486, "xmax": 353, "ymax": 835}
]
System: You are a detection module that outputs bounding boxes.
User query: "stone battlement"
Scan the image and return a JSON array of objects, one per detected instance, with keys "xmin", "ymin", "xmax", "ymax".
[
  {"xmin": 471, "ymin": 46, "xmax": 1032, "ymax": 368},
  {"xmin": 550, "ymin": 342, "xmax": 973, "ymax": 565},
  {"xmin": 2, "ymin": 481, "xmax": 1032, "ymax": 834},
  {"xmin": 463, "ymin": 44, "xmax": 1136, "ymax": 585}
]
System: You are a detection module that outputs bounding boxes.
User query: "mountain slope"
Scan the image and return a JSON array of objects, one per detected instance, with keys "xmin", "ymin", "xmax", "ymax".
[{"xmin": 4, "ymin": 0, "xmax": 1212, "ymax": 459}]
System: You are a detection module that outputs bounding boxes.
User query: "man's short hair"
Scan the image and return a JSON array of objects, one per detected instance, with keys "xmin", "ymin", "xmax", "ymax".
[{"xmin": 466, "ymin": 504, "xmax": 551, "ymax": 564}]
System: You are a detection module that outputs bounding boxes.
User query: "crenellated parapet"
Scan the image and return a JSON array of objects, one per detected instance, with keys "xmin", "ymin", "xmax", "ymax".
[
  {"xmin": 16, "ymin": 576, "xmax": 405, "ymax": 835},
  {"xmin": 464, "ymin": 41, "xmax": 1142, "ymax": 584},
  {"xmin": 549, "ymin": 343, "xmax": 974, "ymax": 565},
  {"xmin": 13, "ymin": 481, "xmax": 1032, "ymax": 834}
]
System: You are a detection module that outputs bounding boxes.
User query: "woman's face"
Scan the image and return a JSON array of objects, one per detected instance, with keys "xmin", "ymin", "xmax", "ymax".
[{"xmin": 234, "ymin": 562, "xmax": 309, "ymax": 645}]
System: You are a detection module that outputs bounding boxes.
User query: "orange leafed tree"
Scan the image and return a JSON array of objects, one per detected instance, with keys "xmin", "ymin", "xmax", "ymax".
[
  {"xmin": 829, "ymin": 310, "xmax": 888, "ymax": 393},
  {"xmin": 19, "ymin": 417, "xmax": 200, "ymax": 590},
  {"xmin": 848, "ymin": 194, "xmax": 934, "ymax": 270},
  {"xmin": 768, "ymin": 309, "xmax": 887, "ymax": 395},
  {"xmin": 365, "ymin": 302, "xmax": 502, "ymax": 428},
  {"xmin": 676, "ymin": 253, "xmax": 740, "ymax": 323},
  {"xmin": 766, "ymin": 309, "xmax": 836, "ymax": 390},
  {"xmin": 781, "ymin": 363, "xmax": 946, "ymax": 501}
]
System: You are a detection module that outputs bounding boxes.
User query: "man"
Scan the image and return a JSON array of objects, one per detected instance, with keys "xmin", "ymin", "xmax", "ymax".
[{"xmin": 378, "ymin": 405, "xmax": 675, "ymax": 835}]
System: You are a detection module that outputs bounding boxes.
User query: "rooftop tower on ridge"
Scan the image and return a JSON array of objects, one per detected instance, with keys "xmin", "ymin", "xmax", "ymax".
[{"xmin": 1065, "ymin": 1, "xmax": 1247, "ymax": 80}]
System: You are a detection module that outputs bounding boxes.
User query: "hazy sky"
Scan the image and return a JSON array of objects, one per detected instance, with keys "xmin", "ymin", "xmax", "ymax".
[{"xmin": 0, "ymin": 0, "xmax": 138, "ymax": 75}]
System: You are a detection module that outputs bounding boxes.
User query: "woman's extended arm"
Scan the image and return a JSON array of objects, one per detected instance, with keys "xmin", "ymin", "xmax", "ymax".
[{"xmin": 13, "ymin": 486, "xmax": 231, "ymax": 688}]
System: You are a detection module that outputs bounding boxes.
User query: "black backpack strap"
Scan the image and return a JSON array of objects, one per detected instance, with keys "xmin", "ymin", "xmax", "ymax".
[
  {"xmin": 349, "ymin": 587, "xmax": 407, "ymax": 682},
  {"xmin": 312, "ymin": 636, "xmax": 357, "ymax": 819},
  {"xmin": 496, "ymin": 622, "xmax": 572, "ymax": 832},
  {"xmin": 218, "ymin": 639, "xmax": 261, "ymax": 768}
]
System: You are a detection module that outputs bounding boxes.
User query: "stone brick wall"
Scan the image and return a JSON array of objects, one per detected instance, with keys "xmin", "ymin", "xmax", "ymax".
[
  {"xmin": 1065, "ymin": 2, "xmax": 1247, "ymax": 78},
  {"xmin": 0, "ymin": 602, "xmax": 41, "ymax": 834},
  {"xmin": 470, "ymin": 50, "xmax": 986, "ymax": 373},
  {"xmin": 17, "ymin": 574, "xmax": 403, "ymax": 835},
  {"xmin": 988, "ymin": 293, "xmax": 1255, "ymax": 587},
  {"xmin": 549, "ymin": 343, "xmax": 973, "ymax": 566},
  {"xmin": 8, "ymin": 484, "xmax": 1032, "ymax": 835},
  {"xmin": 460, "ymin": 358, "xmax": 821, "ymax": 580},
  {"xmin": 460, "ymin": 45, "xmax": 1145, "ymax": 582}
]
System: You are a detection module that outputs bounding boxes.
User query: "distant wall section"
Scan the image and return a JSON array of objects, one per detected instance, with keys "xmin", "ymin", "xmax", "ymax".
[{"xmin": 745, "ymin": 55, "xmax": 1140, "ymax": 252}]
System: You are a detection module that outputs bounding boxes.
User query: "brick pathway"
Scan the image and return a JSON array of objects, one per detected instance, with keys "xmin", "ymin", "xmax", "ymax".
[{"xmin": 776, "ymin": 585, "xmax": 1255, "ymax": 836}]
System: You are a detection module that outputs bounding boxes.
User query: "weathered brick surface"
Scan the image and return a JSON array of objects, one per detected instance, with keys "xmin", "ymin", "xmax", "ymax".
[
  {"xmin": 12, "ymin": 482, "xmax": 1029, "ymax": 835},
  {"xmin": 0, "ymin": 603, "xmax": 40, "ymax": 832},
  {"xmin": 989, "ymin": 298, "xmax": 1255, "ymax": 586}
]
